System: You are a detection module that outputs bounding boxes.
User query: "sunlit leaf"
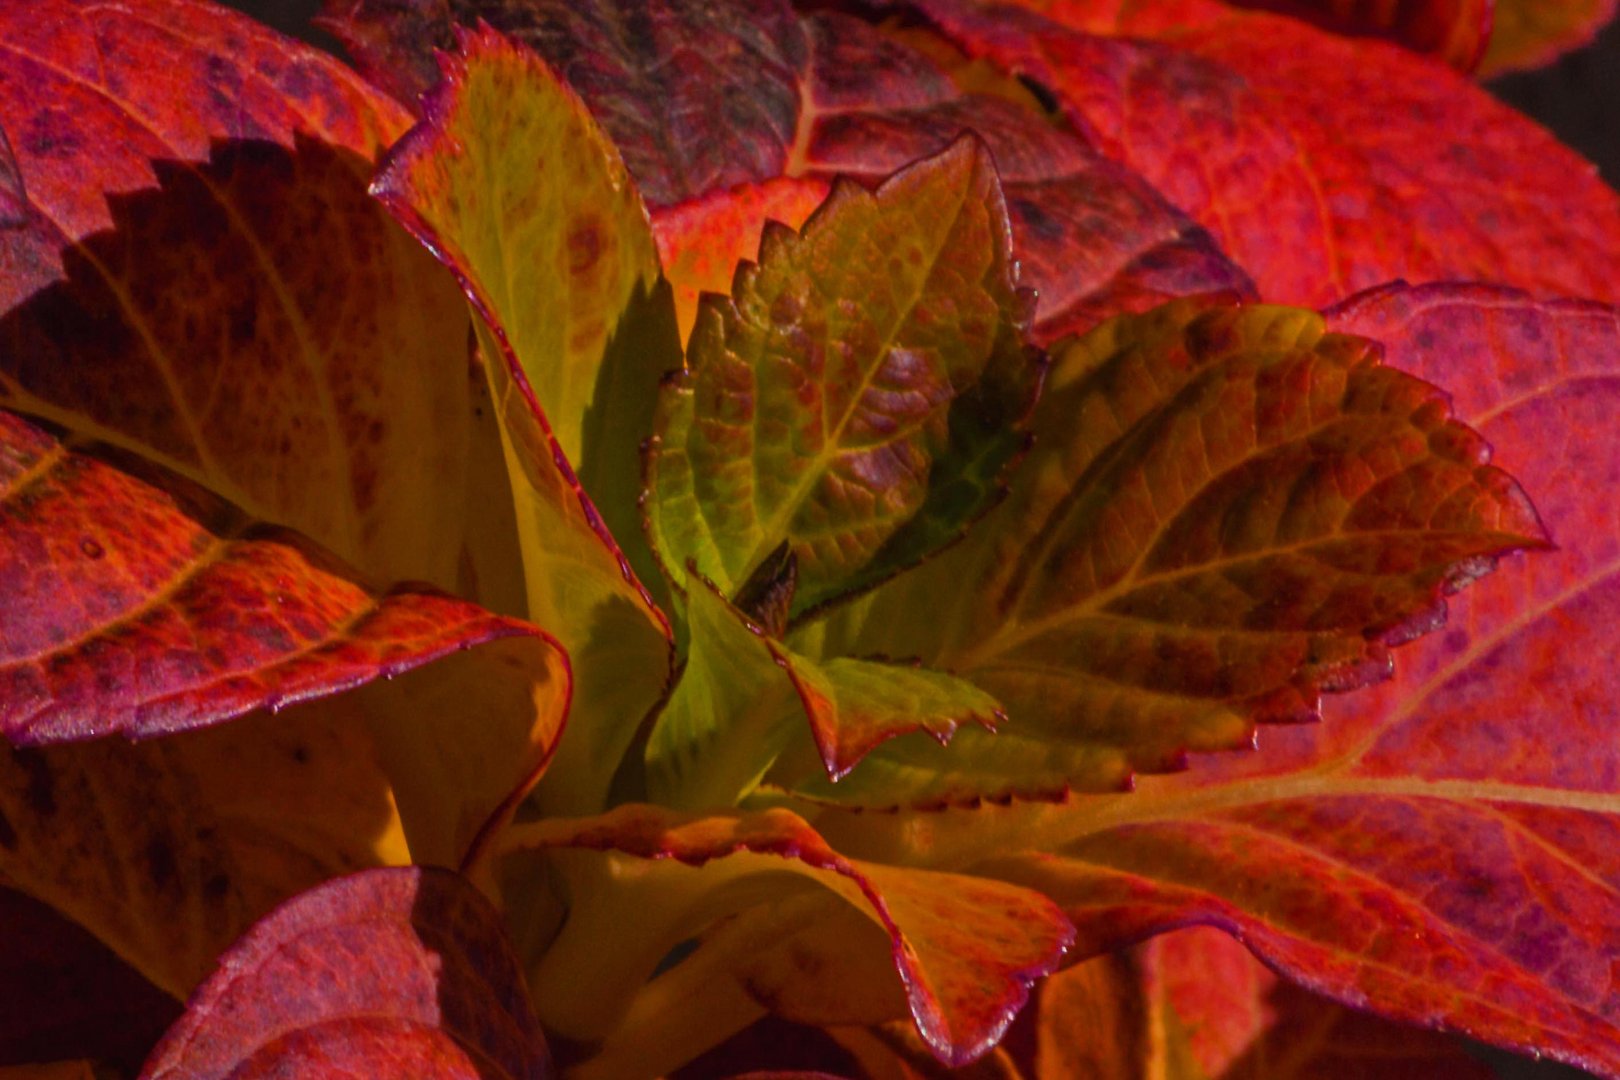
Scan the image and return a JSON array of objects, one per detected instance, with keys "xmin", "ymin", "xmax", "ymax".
[
  {"xmin": 793, "ymin": 284, "xmax": 1620, "ymax": 1080},
  {"xmin": 324, "ymin": 0, "xmax": 1255, "ymax": 343},
  {"xmin": 141, "ymin": 867, "xmax": 551, "ymax": 1079},
  {"xmin": 372, "ymin": 26, "xmax": 674, "ymax": 815},
  {"xmin": 0, "ymin": 0, "xmax": 510, "ymax": 607},
  {"xmin": 922, "ymin": 0, "xmax": 1620, "ymax": 309},
  {"xmin": 795, "ymin": 299, "xmax": 1546, "ymax": 804},
  {"xmin": 647, "ymin": 137, "xmax": 1039, "ymax": 614}
]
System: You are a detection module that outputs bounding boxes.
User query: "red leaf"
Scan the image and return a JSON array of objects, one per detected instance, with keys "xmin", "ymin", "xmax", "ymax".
[
  {"xmin": 141, "ymin": 866, "xmax": 550, "ymax": 1079},
  {"xmin": 1145, "ymin": 927, "xmax": 1496, "ymax": 1078},
  {"xmin": 918, "ymin": 0, "xmax": 1620, "ymax": 310},
  {"xmin": 0, "ymin": 886, "xmax": 180, "ymax": 1070},
  {"xmin": 1225, "ymin": 0, "xmax": 1493, "ymax": 71},
  {"xmin": 0, "ymin": 0, "xmax": 507, "ymax": 603},
  {"xmin": 853, "ymin": 285, "xmax": 1620, "ymax": 1075},
  {"xmin": 0, "ymin": 410, "xmax": 554, "ymax": 744},
  {"xmin": 327, "ymin": 0, "xmax": 1253, "ymax": 342},
  {"xmin": 0, "ymin": 122, "xmax": 21, "ymax": 228}
]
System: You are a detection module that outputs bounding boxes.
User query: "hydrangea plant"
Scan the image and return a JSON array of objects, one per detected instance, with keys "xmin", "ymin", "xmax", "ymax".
[{"xmin": 2, "ymin": 0, "xmax": 1620, "ymax": 1076}]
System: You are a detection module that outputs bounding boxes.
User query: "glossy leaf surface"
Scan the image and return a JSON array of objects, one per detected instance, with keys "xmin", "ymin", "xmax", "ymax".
[
  {"xmin": 0, "ymin": 0, "xmax": 502, "ymax": 601},
  {"xmin": 797, "ymin": 284, "xmax": 1620, "ymax": 1078},
  {"xmin": 647, "ymin": 138, "xmax": 1038, "ymax": 613},
  {"xmin": 372, "ymin": 27, "xmax": 674, "ymax": 815},
  {"xmin": 922, "ymin": 0, "xmax": 1620, "ymax": 311},
  {"xmin": 499, "ymin": 805, "xmax": 1073, "ymax": 1067},
  {"xmin": 142, "ymin": 866, "xmax": 551, "ymax": 1079},
  {"xmin": 796, "ymin": 299, "xmax": 1544, "ymax": 804}
]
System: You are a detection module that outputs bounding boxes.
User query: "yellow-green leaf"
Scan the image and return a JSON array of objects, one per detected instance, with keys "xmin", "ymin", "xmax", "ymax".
[
  {"xmin": 645, "ymin": 136, "xmax": 1040, "ymax": 617},
  {"xmin": 372, "ymin": 26, "xmax": 676, "ymax": 813}
]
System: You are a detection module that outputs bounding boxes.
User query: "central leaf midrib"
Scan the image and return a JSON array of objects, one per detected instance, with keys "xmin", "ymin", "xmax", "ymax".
[{"xmin": 734, "ymin": 174, "xmax": 977, "ymax": 586}]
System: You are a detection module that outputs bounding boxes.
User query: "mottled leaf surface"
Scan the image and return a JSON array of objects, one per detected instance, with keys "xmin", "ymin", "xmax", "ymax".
[
  {"xmin": 921, "ymin": 0, "xmax": 1620, "ymax": 310},
  {"xmin": 795, "ymin": 299, "xmax": 1543, "ymax": 804},
  {"xmin": 499, "ymin": 805, "xmax": 1073, "ymax": 1067},
  {"xmin": 323, "ymin": 0, "xmax": 1253, "ymax": 342},
  {"xmin": 0, "ymin": 701, "xmax": 409, "ymax": 999},
  {"xmin": 0, "ymin": 411, "xmax": 550, "ymax": 745},
  {"xmin": 1482, "ymin": 0, "xmax": 1619, "ymax": 74},
  {"xmin": 0, "ymin": 0, "xmax": 507, "ymax": 603},
  {"xmin": 372, "ymin": 27, "xmax": 674, "ymax": 815},
  {"xmin": 647, "ymin": 138, "xmax": 1038, "ymax": 614},
  {"xmin": 650, "ymin": 177, "xmax": 832, "ymax": 344},
  {"xmin": 142, "ymin": 866, "xmax": 551, "ymax": 1079},
  {"xmin": 797, "ymin": 285, "xmax": 1620, "ymax": 1079}
]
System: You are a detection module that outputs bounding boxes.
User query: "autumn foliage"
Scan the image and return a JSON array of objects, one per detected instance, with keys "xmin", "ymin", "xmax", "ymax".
[{"xmin": 1, "ymin": 0, "xmax": 1619, "ymax": 1076}]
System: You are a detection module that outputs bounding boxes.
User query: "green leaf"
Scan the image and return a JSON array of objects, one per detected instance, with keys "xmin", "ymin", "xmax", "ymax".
[
  {"xmin": 795, "ymin": 299, "xmax": 1548, "ymax": 805},
  {"xmin": 645, "ymin": 135, "xmax": 1041, "ymax": 617},
  {"xmin": 372, "ymin": 27, "xmax": 676, "ymax": 814},
  {"xmin": 648, "ymin": 571, "xmax": 1002, "ymax": 806}
]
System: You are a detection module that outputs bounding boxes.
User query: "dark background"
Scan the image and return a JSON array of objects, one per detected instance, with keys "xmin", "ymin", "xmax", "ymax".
[{"xmin": 219, "ymin": 1, "xmax": 1617, "ymax": 1077}]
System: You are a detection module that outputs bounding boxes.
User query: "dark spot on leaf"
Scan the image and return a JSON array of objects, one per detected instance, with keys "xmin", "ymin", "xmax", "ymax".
[
  {"xmin": 291, "ymin": 744, "xmax": 310, "ymax": 764},
  {"xmin": 0, "ymin": 805, "xmax": 16, "ymax": 849},
  {"xmin": 567, "ymin": 218, "xmax": 604, "ymax": 275},
  {"xmin": 14, "ymin": 749, "xmax": 55, "ymax": 816},
  {"xmin": 146, "ymin": 838, "xmax": 179, "ymax": 895},
  {"xmin": 203, "ymin": 872, "xmax": 232, "ymax": 901}
]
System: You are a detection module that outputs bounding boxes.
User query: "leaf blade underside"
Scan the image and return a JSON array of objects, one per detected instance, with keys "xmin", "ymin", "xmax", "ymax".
[{"xmin": 499, "ymin": 804, "xmax": 1073, "ymax": 1068}]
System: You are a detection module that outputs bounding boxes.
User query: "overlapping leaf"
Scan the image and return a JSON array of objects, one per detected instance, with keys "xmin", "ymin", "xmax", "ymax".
[
  {"xmin": 141, "ymin": 867, "xmax": 551, "ymax": 1079},
  {"xmin": 1483, "ymin": 0, "xmax": 1619, "ymax": 74},
  {"xmin": 0, "ymin": 411, "xmax": 554, "ymax": 744},
  {"xmin": 646, "ymin": 137, "xmax": 1039, "ymax": 614},
  {"xmin": 0, "ymin": 887, "xmax": 180, "ymax": 1070},
  {"xmin": 0, "ymin": 352, "xmax": 567, "ymax": 997},
  {"xmin": 323, "ymin": 0, "xmax": 1255, "ymax": 344},
  {"xmin": 792, "ymin": 284, "xmax": 1620, "ymax": 1077},
  {"xmin": 921, "ymin": 0, "xmax": 1620, "ymax": 310},
  {"xmin": 792, "ymin": 299, "xmax": 1545, "ymax": 805},
  {"xmin": 0, "ymin": 0, "xmax": 515, "ymax": 604},
  {"xmin": 497, "ymin": 805, "xmax": 1073, "ymax": 1068},
  {"xmin": 1225, "ymin": 0, "xmax": 1492, "ymax": 70},
  {"xmin": 647, "ymin": 573, "xmax": 1000, "ymax": 808},
  {"xmin": 371, "ymin": 27, "xmax": 674, "ymax": 815}
]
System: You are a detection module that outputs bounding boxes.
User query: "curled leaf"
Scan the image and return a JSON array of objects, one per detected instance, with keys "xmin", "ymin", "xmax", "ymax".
[
  {"xmin": 142, "ymin": 866, "xmax": 551, "ymax": 1079},
  {"xmin": 500, "ymin": 804, "xmax": 1073, "ymax": 1067},
  {"xmin": 371, "ymin": 25, "xmax": 675, "ymax": 814}
]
